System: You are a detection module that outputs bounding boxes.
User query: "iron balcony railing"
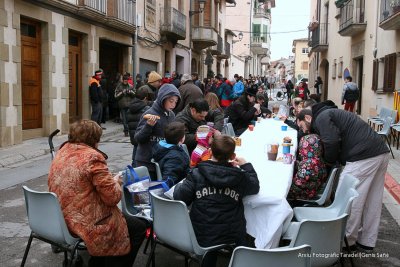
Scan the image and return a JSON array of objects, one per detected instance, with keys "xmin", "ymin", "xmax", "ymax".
[
  {"xmin": 160, "ymin": 7, "xmax": 186, "ymax": 39},
  {"xmin": 380, "ymin": 0, "xmax": 400, "ymax": 22},
  {"xmin": 83, "ymin": 0, "xmax": 106, "ymax": 14},
  {"xmin": 253, "ymin": 8, "xmax": 271, "ymax": 19},
  {"xmin": 309, "ymin": 22, "xmax": 328, "ymax": 48},
  {"xmin": 339, "ymin": 0, "xmax": 365, "ymax": 31}
]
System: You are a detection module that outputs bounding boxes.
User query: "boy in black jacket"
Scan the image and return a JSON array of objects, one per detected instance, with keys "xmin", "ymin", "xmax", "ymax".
[
  {"xmin": 152, "ymin": 122, "xmax": 189, "ymax": 186},
  {"xmin": 173, "ymin": 135, "xmax": 259, "ymax": 267}
]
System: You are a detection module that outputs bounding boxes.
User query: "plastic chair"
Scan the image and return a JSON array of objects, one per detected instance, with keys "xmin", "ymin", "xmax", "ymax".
[
  {"xmin": 21, "ymin": 186, "xmax": 84, "ymax": 267},
  {"xmin": 146, "ymin": 192, "xmax": 233, "ymax": 267},
  {"xmin": 228, "ymin": 245, "xmax": 311, "ymax": 267},
  {"xmin": 222, "ymin": 122, "xmax": 236, "ymax": 137},
  {"xmin": 288, "ymin": 214, "xmax": 349, "ymax": 267},
  {"xmin": 151, "ymin": 159, "xmax": 163, "ymax": 181},
  {"xmin": 180, "ymin": 143, "xmax": 190, "ymax": 157},
  {"xmin": 377, "ymin": 116, "xmax": 395, "ymax": 159}
]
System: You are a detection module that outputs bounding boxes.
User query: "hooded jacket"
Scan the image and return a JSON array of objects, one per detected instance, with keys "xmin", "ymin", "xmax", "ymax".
[
  {"xmin": 127, "ymin": 98, "xmax": 150, "ymax": 145},
  {"xmin": 89, "ymin": 77, "xmax": 103, "ymax": 104},
  {"xmin": 134, "ymin": 84, "xmax": 181, "ymax": 165},
  {"xmin": 152, "ymin": 140, "xmax": 190, "ymax": 185},
  {"xmin": 341, "ymin": 82, "xmax": 359, "ymax": 104},
  {"xmin": 175, "ymin": 80, "xmax": 204, "ymax": 113},
  {"xmin": 311, "ymin": 102, "xmax": 389, "ymax": 164},
  {"xmin": 173, "ymin": 161, "xmax": 259, "ymax": 247}
]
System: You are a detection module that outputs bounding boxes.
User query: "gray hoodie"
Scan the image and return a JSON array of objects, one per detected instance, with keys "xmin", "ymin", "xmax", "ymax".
[{"xmin": 134, "ymin": 84, "xmax": 181, "ymax": 166}]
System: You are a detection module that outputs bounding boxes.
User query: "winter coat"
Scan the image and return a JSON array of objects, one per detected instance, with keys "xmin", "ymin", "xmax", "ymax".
[
  {"xmin": 134, "ymin": 84, "xmax": 181, "ymax": 166},
  {"xmin": 48, "ymin": 142, "xmax": 130, "ymax": 256},
  {"xmin": 218, "ymin": 81, "xmax": 234, "ymax": 107},
  {"xmin": 127, "ymin": 98, "xmax": 150, "ymax": 145},
  {"xmin": 294, "ymin": 86, "xmax": 310, "ymax": 100},
  {"xmin": 233, "ymin": 81, "xmax": 245, "ymax": 98},
  {"xmin": 311, "ymin": 103, "xmax": 389, "ymax": 164},
  {"xmin": 89, "ymin": 77, "xmax": 103, "ymax": 104},
  {"xmin": 341, "ymin": 82, "xmax": 359, "ymax": 104},
  {"xmin": 137, "ymin": 83, "xmax": 157, "ymax": 102},
  {"xmin": 206, "ymin": 108, "xmax": 224, "ymax": 131},
  {"xmin": 288, "ymin": 134, "xmax": 328, "ymax": 200},
  {"xmin": 175, "ymin": 80, "xmax": 204, "ymax": 113},
  {"xmin": 173, "ymin": 161, "xmax": 259, "ymax": 247},
  {"xmin": 226, "ymin": 95, "xmax": 257, "ymax": 134},
  {"xmin": 176, "ymin": 105, "xmax": 207, "ymax": 154},
  {"xmin": 115, "ymin": 82, "xmax": 135, "ymax": 109},
  {"xmin": 152, "ymin": 140, "xmax": 190, "ymax": 186}
]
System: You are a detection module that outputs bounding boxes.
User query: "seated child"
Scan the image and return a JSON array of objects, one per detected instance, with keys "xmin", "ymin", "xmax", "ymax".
[
  {"xmin": 152, "ymin": 121, "xmax": 190, "ymax": 186},
  {"xmin": 287, "ymin": 134, "xmax": 327, "ymax": 204},
  {"xmin": 190, "ymin": 125, "xmax": 216, "ymax": 167},
  {"xmin": 174, "ymin": 135, "xmax": 260, "ymax": 267}
]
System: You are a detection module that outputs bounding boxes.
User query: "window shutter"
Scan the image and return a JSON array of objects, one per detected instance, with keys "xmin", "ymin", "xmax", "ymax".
[
  {"xmin": 384, "ymin": 53, "xmax": 396, "ymax": 92},
  {"xmin": 372, "ymin": 60, "xmax": 378, "ymax": 91}
]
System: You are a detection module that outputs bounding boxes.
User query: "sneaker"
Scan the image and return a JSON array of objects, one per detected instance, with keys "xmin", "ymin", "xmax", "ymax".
[{"xmin": 101, "ymin": 127, "xmax": 107, "ymax": 130}]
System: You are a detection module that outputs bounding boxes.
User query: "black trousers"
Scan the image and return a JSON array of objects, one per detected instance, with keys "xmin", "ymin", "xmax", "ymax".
[{"xmin": 88, "ymin": 215, "xmax": 146, "ymax": 267}]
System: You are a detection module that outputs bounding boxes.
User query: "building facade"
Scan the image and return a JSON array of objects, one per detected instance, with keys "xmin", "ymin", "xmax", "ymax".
[
  {"xmin": 292, "ymin": 38, "xmax": 309, "ymax": 83},
  {"xmin": 308, "ymin": 0, "xmax": 400, "ymax": 118}
]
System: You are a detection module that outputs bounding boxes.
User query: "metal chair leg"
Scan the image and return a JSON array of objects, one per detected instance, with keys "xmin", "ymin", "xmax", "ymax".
[
  {"xmin": 145, "ymin": 240, "xmax": 157, "ymax": 267},
  {"xmin": 20, "ymin": 232, "xmax": 34, "ymax": 267},
  {"xmin": 344, "ymin": 236, "xmax": 355, "ymax": 267},
  {"xmin": 143, "ymin": 226, "xmax": 153, "ymax": 254},
  {"xmin": 386, "ymin": 136, "xmax": 395, "ymax": 159}
]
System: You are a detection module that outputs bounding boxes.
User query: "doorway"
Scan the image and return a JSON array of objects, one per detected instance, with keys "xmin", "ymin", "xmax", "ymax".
[
  {"xmin": 356, "ymin": 57, "xmax": 363, "ymax": 115},
  {"xmin": 68, "ymin": 31, "xmax": 82, "ymax": 123},
  {"xmin": 320, "ymin": 59, "xmax": 329, "ymax": 101},
  {"xmin": 21, "ymin": 18, "xmax": 42, "ymax": 130}
]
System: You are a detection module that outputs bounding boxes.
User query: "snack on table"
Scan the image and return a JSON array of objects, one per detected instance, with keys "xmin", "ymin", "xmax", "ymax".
[
  {"xmin": 283, "ymin": 136, "xmax": 292, "ymax": 143},
  {"xmin": 233, "ymin": 137, "xmax": 242, "ymax": 146},
  {"xmin": 270, "ymin": 144, "xmax": 279, "ymax": 154},
  {"xmin": 143, "ymin": 114, "xmax": 161, "ymax": 120}
]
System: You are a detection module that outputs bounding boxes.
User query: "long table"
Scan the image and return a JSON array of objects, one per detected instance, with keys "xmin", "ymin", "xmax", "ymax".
[{"xmin": 234, "ymin": 118, "xmax": 297, "ymax": 249}]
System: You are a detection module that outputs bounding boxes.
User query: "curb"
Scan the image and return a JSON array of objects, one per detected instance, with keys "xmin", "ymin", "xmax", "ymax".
[{"xmin": 385, "ymin": 172, "xmax": 400, "ymax": 204}]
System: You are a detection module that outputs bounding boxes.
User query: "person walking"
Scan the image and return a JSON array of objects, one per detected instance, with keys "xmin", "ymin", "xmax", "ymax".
[
  {"xmin": 341, "ymin": 76, "xmax": 359, "ymax": 112},
  {"xmin": 115, "ymin": 74, "xmax": 136, "ymax": 137},
  {"xmin": 296, "ymin": 102, "xmax": 390, "ymax": 251},
  {"xmin": 89, "ymin": 69, "xmax": 105, "ymax": 129},
  {"xmin": 314, "ymin": 76, "xmax": 323, "ymax": 95}
]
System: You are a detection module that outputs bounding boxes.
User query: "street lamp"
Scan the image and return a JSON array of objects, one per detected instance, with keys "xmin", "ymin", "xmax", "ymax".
[
  {"xmin": 189, "ymin": 0, "xmax": 206, "ymax": 16},
  {"xmin": 232, "ymin": 31, "xmax": 243, "ymax": 44}
]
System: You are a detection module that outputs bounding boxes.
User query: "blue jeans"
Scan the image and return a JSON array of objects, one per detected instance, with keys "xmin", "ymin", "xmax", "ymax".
[{"xmin": 91, "ymin": 102, "xmax": 103, "ymax": 125}]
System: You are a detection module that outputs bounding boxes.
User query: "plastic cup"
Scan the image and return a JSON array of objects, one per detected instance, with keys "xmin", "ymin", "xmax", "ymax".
[
  {"xmin": 251, "ymin": 120, "xmax": 256, "ymax": 126},
  {"xmin": 265, "ymin": 144, "xmax": 279, "ymax": 161},
  {"xmin": 283, "ymin": 154, "xmax": 293, "ymax": 164},
  {"xmin": 282, "ymin": 145, "xmax": 290, "ymax": 154},
  {"xmin": 281, "ymin": 125, "xmax": 288, "ymax": 131},
  {"xmin": 248, "ymin": 125, "xmax": 254, "ymax": 131}
]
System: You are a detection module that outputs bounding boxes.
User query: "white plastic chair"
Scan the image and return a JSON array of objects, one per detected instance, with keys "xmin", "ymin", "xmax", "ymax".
[
  {"xmin": 151, "ymin": 159, "xmax": 163, "ymax": 181},
  {"xmin": 377, "ymin": 116, "xmax": 395, "ymax": 159},
  {"xmin": 222, "ymin": 122, "xmax": 236, "ymax": 137},
  {"xmin": 21, "ymin": 186, "xmax": 84, "ymax": 267},
  {"xmin": 146, "ymin": 192, "xmax": 233, "ymax": 267},
  {"xmin": 228, "ymin": 245, "xmax": 311, "ymax": 267},
  {"xmin": 288, "ymin": 214, "xmax": 349, "ymax": 267}
]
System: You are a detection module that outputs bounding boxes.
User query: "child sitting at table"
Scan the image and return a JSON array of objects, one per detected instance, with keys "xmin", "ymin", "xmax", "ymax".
[
  {"xmin": 287, "ymin": 134, "xmax": 327, "ymax": 206},
  {"xmin": 152, "ymin": 121, "xmax": 190, "ymax": 186},
  {"xmin": 190, "ymin": 125, "xmax": 217, "ymax": 167},
  {"xmin": 174, "ymin": 135, "xmax": 260, "ymax": 267}
]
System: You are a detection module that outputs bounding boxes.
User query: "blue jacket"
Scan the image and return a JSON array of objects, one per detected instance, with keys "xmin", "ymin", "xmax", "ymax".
[
  {"xmin": 152, "ymin": 140, "xmax": 190, "ymax": 186},
  {"xmin": 134, "ymin": 84, "xmax": 181, "ymax": 166},
  {"xmin": 233, "ymin": 81, "xmax": 244, "ymax": 98}
]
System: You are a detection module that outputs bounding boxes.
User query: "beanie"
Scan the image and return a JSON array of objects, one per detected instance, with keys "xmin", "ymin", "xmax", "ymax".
[{"xmin": 148, "ymin": 71, "xmax": 162, "ymax": 83}]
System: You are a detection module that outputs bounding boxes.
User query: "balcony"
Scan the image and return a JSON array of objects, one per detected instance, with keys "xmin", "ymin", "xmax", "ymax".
[
  {"xmin": 250, "ymin": 36, "xmax": 269, "ymax": 55},
  {"xmin": 309, "ymin": 23, "xmax": 328, "ymax": 52},
  {"xmin": 253, "ymin": 8, "xmax": 271, "ymax": 20},
  {"xmin": 338, "ymin": 0, "xmax": 366, "ymax": 36},
  {"xmin": 210, "ymin": 35, "xmax": 223, "ymax": 55},
  {"xmin": 78, "ymin": 0, "xmax": 107, "ymax": 21},
  {"xmin": 379, "ymin": 0, "xmax": 400, "ymax": 30},
  {"xmin": 192, "ymin": 27, "xmax": 218, "ymax": 51},
  {"xmin": 218, "ymin": 41, "xmax": 231, "ymax": 59},
  {"xmin": 160, "ymin": 7, "xmax": 187, "ymax": 42},
  {"xmin": 106, "ymin": 0, "xmax": 135, "ymax": 32}
]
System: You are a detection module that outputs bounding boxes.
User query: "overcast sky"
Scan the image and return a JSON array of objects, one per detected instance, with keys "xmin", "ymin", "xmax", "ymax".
[{"xmin": 270, "ymin": 0, "xmax": 310, "ymax": 61}]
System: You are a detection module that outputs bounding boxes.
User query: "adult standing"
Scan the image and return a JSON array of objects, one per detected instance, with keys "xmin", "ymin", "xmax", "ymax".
[
  {"xmin": 314, "ymin": 76, "xmax": 323, "ymax": 95},
  {"xmin": 286, "ymin": 80, "xmax": 294, "ymax": 105},
  {"xmin": 48, "ymin": 119, "xmax": 145, "ymax": 266},
  {"xmin": 341, "ymin": 76, "xmax": 359, "ymax": 112},
  {"xmin": 297, "ymin": 103, "xmax": 390, "ymax": 251},
  {"xmin": 89, "ymin": 69, "xmax": 105, "ymax": 129},
  {"xmin": 192, "ymin": 72, "xmax": 202, "ymax": 88},
  {"xmin": 226, "ymin": 86, "xmax": 260, "ymax": 136},
  {"xmin": 137, "ymin": 71, "xmax": 162, "ymax": 103},
  {"xmin": 176, "ymin": 99, "xmax": 210, "ymax": 154},
  {"xmin": 175, "ymin": 73, "xmax": 204, "ymax": 113},
  {"xmin": 172, "ymin": 71, "xmax": 181, "ymax": 89},
  {"xmin": 115, "ymin": 74, "xmax": 136, "ymax": 137},
  {"xmin": 294, "ymin": 81, "xmax": 309, "ymax": 100}
]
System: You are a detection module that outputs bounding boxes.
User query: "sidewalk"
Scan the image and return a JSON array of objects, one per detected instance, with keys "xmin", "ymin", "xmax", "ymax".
[{"xmin": 0, "ymin": 121, "xmax": 124, "ymax": 168}]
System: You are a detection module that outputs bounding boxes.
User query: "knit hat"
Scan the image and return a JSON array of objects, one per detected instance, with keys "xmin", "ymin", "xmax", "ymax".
[
  {"xmin": 245, "ymin": 85, "xmax": 258, "ymax": 96},
  {"xmin": 148, "ymin": 71, "xmax": 162, "ymax": 83},
  {"xmin": 181, "ymin": 73, "xmax": 192, "ymax": 84},
  {"xmin": 94, "ymin": 69, "xmax": 103, "ymax": 75}
]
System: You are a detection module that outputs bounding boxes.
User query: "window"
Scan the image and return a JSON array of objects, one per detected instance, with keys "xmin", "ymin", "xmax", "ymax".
[
  {"xmin": 253, "ymin": 24, "xmax": 261, "ymax": 37},
  {"xmin": 332, "ymin": 59, "xmax": 337, "ymax": 79},
  {"xmin": 372, "ymin": 59, "xmax": 379, "ymax": 91},
  {"xmin": 302, "ymin": 48, "xmax": 309, "ymax": 54},
  {"xmin": 383, "ymin": 53, "xmax": 397, "ymax": 92},
  {"xmin": 301, "ymin": 61, "xmax": 308, "ymax": 70}
]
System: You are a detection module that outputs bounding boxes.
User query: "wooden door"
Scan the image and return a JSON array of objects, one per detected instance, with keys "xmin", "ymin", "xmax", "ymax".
[
  {"xmin": 21, "ymin": 19, "xmax": 42, "ymax": 129},
  {"xmin": 68, "ymin": 32, "xmax": 82, "ymax": 123}
]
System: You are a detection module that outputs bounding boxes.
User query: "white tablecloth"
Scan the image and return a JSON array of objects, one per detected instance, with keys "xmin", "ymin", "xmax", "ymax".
[{"xmin": 234, "ymin": 118, "xmax": 297, "ymax": 249}]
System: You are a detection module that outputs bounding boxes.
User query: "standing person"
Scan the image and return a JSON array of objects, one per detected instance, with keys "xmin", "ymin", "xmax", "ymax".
[
  {"xmin": 341, "ymin": 76, "xmax": 359, "ymax": 112},
  {"xmin": 174, "ymin": 135, "xmax": 259, "ymax": 267},
  {"xmin": 89, "ymin": 69, "xmax": 105, "ymax": 129},
  {"xmin": 218, "ymin": 78, "xmax": 235, "ymax": 108},
  {"xmin": 233, "ymin": 76, "xmax": 245, "ymax": 99},
  {"xmin": 294, "ymin": 81, "xmax": 309, "ymax": 100},
  {"xmin": 286, "ymin": 80, "xmax": 294, "ymax": 105},
  {"xmin": 137, "ymin": 71, "xmax": 162, "ymax": 104},
  {"xmin": 135, "ymin": 73, "xmax": 144, "ymax": 90},
  {"xmin": 172, "ymin": 71, "xmax": 181, "ymax": 88},
  {"xmin": 192, "ymin": 72, "xmax": 202, "ymax": 88},
  {"xmin": 134, "ymin": 84, "xmax": 181, "ymax": 179},
  {"xmin": 115, "ymin": 74, "xmax": 136, "ymax": 137},
  {"xmin": 100, "ymin": 70, "xmax": 109, "ymax": 124},
  {"xmin": 296, "ymin": 103, "xmax": 390, "ymax": 251},
  {"xmin": 314, "ymin": 76, "xmax": 323, "ymax": 95},
  {"xmin": 48, "ymin": 119, "xmax": 146, "ymax": 267},
  {"xmin": 175, "ymin": 73, "xmax": 204, "ymax": 113}
]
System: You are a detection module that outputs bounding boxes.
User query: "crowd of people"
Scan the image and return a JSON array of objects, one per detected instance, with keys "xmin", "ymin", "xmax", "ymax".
[{"xmin": 48, "ymin": 69, "xmax": 386, "ymax": 267}]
